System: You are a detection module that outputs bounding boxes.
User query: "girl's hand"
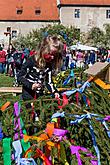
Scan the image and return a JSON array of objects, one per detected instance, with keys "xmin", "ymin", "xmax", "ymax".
[
  {"xmin": 32, "ymin": 83, "xmax": 41, "ymax": 90},
  {"xmin": 54, "ymin": 92, "xmax": 60, "ymax": 98}
]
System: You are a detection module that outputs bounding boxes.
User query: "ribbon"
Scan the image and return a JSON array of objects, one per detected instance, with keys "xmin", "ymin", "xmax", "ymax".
[
  {"xmin": 19, "ymin": 158, "xmax": 37, "ymax": 165},
  {"xmin": 12, "ymin": 140, "xmax": 22, "ymax": 165},
  {"xmin": 3, "ymin": 138, "xmax": 11, "ymax": 165},
  {"xmin": 62, "ymin": 80, "xmax": 90, "ymax": 96},
  {"xmin": 14, "ymin": 102, "xmax": 23, "ymax": 140},
  {"xmin": 1, "ymin": 101, "xmax": 11, "ymax": 112},
  {"xmin": 24, "ymin": 147, "xmax": 52, "ymax": 165},
  {"xmin": 0, "ymin": 122, "xmax": 3, "ymax": 140},
  {"xmin": 70, "ymin": 113, "xmax": 100, "ymax": 165},
  {"xmin": 104, "ymin": 115, "xmax": 110, "ymax": 121},
  {"xmin": 51, "ymin": 111, "xmax": 65, "ymax": 119},
  {"xmin": 70, "ymin": 145, "xmax": 97, "ymax": 165},
  {"xmin": 23, "ymin": 123, "xmax": 68, "ymax": 164},
  {"xmin": 70, "ymin": 113, "xmax": 110, "ymax": 164},
  {"xmin": 82, "ymin": 94, "xmax": 91, "ymax": 107},
  {"xmin": 63, "ymin": 68, "xmax": 74, "ymax": 86},
  {"xmin": 56, "ymin": 94, "xmax": 68, "ymax": 109},
  {"xmin": 75, "ymin": 92, "xmax": 79, "ymax": 105},
  {"xmin": 24, "ymin": 124, "xmax": 69, "ymax": 165},
  {"xmin": 96, "ymin": 117, "xmax": 110, "ymax": 138}
]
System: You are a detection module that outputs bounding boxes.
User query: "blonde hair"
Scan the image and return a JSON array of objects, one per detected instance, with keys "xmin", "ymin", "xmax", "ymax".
[{"xmin": 34, "ymin": 35, "xmax": 63, "ymax": 71}]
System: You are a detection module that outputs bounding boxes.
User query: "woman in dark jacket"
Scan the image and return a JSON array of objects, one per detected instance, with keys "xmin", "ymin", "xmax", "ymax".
[{"xmin": 17, "ymin": 35, "xmax": 63, "ymax": 100}]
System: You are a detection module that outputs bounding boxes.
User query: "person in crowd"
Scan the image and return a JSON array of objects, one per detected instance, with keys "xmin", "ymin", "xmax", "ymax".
[
  {"xmin": 0, "ymin": 46, "xmax": 6, "ymax": 73},
  {"xmin": 21, "ymin": 44, "xmax": 30, "ymax": 62},
  {"xmin": 106, "ymin": 50, "xmax": 110, "ymax": 62},
  {"xmin": 17, "ymin": 35, "xmax": 63, "ymax": 101},
  {"xmin": 65, "ymin": 49, "xmax": 71, "ymax": 69},
  {"xmin": 5, "ymin": 43, "xmax": 16, "ymax": 76},
  {"xmin": 84, "ymin": 50, "xmax": 89, "ymax": 66},
  {"xmin": 89, "ymin": 50, "xmax": 95, "ymax": 65},
  {"xmin": 76, "ymin": 49, "xmax": 84, "ymax": 68}
]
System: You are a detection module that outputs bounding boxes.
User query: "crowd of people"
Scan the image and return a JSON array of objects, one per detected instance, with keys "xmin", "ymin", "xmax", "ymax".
[
  {"xmin": 0, "ymin": 38, "xmax": 110, "ymax": 100},
  {"xmin": 0, "ymin": 43, "xmax": 31, "ymax": 75},
  {"xmin": 0, "ymin": 41, "xmax": 109, "ymax": 75},
  {"xmin": 64, "ymin": 48, "xmax": 109, "ymax": 69}
]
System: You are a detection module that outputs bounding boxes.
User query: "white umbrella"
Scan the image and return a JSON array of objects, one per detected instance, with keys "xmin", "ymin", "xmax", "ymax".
[{"xmin": 70, "ymin": 44, "xmax": 97, "ymax": 51}]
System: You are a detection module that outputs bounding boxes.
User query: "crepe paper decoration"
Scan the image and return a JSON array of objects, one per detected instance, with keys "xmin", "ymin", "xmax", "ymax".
[
  {"xmin": 62, "ymin": 80, "xmax": 90, "ymax": 97},
  {"xmin": 21, "ymin": 138, "xmax": 30, "ymax": 153},
  {"xmin": 14, "ymin": 102, "xmax": 23, "ymax": 140},
  {"xmin": 104, "ymin": 116, "xmax": 110, "ymax": 121},
  {"xmin": 75, "ymin": 92, "xmax": 79, "ymax": 105},
  {"xmin": 3, "ymin": 138, "xmax": 11, "ymax": 165},
  {"xmin": 70, "ymin": 145, "xmax": 98, "ymax": 165},
  {"xmin": 0, "ymin": 123, "xmax": 3, "ymax": 140},
  {"xmin": 70, "ymin": 113, "xmax": 102, "ymax": 165},
  {"xmin": 46, "ymin": 122, "xmax": 55, "ymax": 137},
  {"xmin": 1, "ymin": 101, "xmax": 11, "ymax": 112},
  {"xmin": 96, "ymin": 117, "xmax": 110, "ymax": 138},
  {"xmin": 19, "ymin": 158, "xmax": 37, "ymax": 165},
  {"xmin": 12, "ymin": 140, "xmax": 22, "ymax": 164},
  {"xmin": 53, "ymin": 128, "xmax": 68, "ymax": 141},
  {"xmin": 24, "ymin": 147, "xmax": 52, "ymax": 165},
  {"xmin": 51, "ymin": 111, "xmax": 65, "ymax": 119},
  {"xmin": 23, "ymin": 134, "xmax": 46, "ymax": 143},
  {"xmin": 0, "ymin": 130, "xmax": 3, "ymax": 140},
  {"xmin": 82, "ymin": 94, "xmax": 91, "ymax": 107},
  {"xmin": 23, "ymin": 123, "xmax": 68, "ymax": 162},
  {"xmin": 63, "ymin": 66, "xmax": 74, "ymax": 86},
  {"xmin": 56, "ymin": 94, "xmax": 68, "ymax": 109},
  {"xmin": 51, "ymin": 117, "xmax": 58, "ymax": 123}
]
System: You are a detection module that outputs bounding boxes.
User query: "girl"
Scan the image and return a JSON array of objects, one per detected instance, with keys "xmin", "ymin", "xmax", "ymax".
[{"xmin": 17, "ymin": 35, "xmax": 63, "ymax": 100}]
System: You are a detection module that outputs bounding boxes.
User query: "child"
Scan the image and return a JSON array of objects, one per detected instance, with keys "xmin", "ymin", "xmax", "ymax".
[{"xmin": 17, "ymin": 35, "xmax": 63, "ymax": 100}]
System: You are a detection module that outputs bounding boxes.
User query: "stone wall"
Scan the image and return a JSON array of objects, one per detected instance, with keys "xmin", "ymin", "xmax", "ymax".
[
  {"xmin": 0, "ymin": 21, "xmax": 57, "ymax": 46},
  {"xmin": 59, "ymin": 6, "xmax": 110, "ymax": 32}
]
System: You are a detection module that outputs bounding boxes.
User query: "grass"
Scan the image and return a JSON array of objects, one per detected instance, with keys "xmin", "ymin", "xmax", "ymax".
[
  {"xmin": 0, "ymin": 73, "xmax": 14, "ymax": 87},
  {"xmin": 0, "ymin": 74, "xmax": 21, "ymax": 103}
]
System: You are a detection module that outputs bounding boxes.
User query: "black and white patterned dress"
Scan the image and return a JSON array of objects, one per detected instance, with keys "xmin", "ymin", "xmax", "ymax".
[{"xmin": 17, "ymin": 56, "xmax": 57, "ymax": 100}]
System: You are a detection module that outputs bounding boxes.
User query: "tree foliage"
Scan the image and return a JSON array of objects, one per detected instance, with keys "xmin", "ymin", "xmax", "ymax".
[{"xmin": 13, "ymin": 24, "xmax": 80, "ymax": 50}]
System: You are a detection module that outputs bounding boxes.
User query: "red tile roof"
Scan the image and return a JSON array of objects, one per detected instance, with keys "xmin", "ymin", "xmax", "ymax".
[
  {"xmin": 59, "ymin": 0, "xmax": 110, "ymax": 5},
  {"xmin": 0, "ymin": 0, "xmax": 59, "ymax": 21}
]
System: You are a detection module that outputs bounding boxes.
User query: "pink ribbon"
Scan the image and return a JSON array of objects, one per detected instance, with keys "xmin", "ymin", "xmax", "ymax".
[
  {"xmin": 70, "ymin": 145, "xmax": 98, "ymax": 165},
  {"xmin": 104, "ymin": 115, "xmax": 110, "ymax": 121},
  {"xmin": 14, "ymin": 102, "xmax": 23, "ymax": 140},
  {"xmin": 54, "ymin": 128, "xmax": 68, "ymax": 136}
]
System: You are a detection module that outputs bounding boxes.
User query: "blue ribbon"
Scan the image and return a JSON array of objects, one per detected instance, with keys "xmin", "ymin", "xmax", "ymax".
[
  {"xmin": 0, "ymin": 127, "xmax": 3, "ymax": 140},
  {"xmin": 62, "ymin": 81, "xmax": 90, "ymax": 96},
  {"xmin": 96, "ymin": 118, "xmax": 110, "ymax": 138},
  {"xmin": 63, "ymin": 69, "xmax": 74, "ymax": 86},
  {"xmin": 51, "ymin": 111, "xmax": 65, "ymax": 119},
  {"xmin": 70, "ymin": 113, "xmax": 101, "ymax": 165}
]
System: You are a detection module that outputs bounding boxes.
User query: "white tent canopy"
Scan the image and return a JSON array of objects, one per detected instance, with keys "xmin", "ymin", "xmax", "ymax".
[{"xmin": 70, "ymin": 44, "xmax": 98, "ymax": 51}]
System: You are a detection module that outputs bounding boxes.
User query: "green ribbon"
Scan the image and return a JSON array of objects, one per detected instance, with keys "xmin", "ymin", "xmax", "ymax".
[{"xmin": 3, "ymin": 138, "xmax": 11, "ymax": 165}]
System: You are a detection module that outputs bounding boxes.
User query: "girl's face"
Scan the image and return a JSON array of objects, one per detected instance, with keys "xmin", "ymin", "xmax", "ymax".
[
  {"xmin": 49, "ymin": 36, "xmax": 60, "ymax": 53},
  {"xmin": 42, "ymin": 36, "xmax": 61, "ymax": 62}
]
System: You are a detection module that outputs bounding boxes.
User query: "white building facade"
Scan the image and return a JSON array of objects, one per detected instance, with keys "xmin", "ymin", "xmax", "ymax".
[{"xmin": 57, "ymin": 1, "xmax": 110, "ymax": 32}]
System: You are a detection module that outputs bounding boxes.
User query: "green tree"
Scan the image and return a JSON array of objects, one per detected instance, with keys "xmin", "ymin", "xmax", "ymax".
[{"xmin": 13, "ymin": 24, "xmax": 80, "ymax": 50}]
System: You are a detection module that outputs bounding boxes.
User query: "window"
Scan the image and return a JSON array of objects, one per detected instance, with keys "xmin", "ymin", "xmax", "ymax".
[
  {"xmin": 106, "ymin": 10, "xmax": 110, "ymax": 18},
  {"xmin": 12, "ymin": 30, "xmax": 17, "ymax": 38},
  {"xmin": 7, "ymin": 27, "xmax": 11, "ymax": 33},
  {"xmin": 16, "ymin": 7, "xmax": 23, "ymax": 15},
  {"xmin": 74, "ymin": 9, "xmax": 80, "ymax": 18},
  {"xmin": 35, "ymin": 7, "xmax": 41, "ymax": 15}
]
